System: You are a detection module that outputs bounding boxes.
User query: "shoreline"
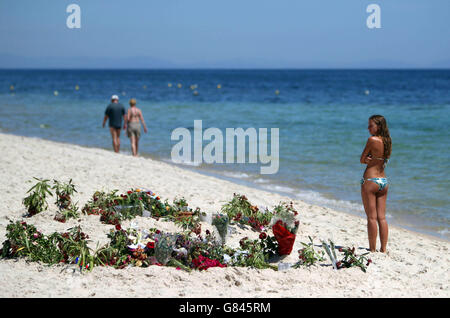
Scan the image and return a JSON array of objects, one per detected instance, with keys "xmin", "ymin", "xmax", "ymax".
[
  {"xmin": 1, "ymin": 130, "xmax": 447, "ymax": 243},
  {"xmin": 0, "ymin": 132, "xmax": 448, "ymax": 297},
  {"xmin": 174, "ymin": 162, "xmax": 449, "ymax": 244}
]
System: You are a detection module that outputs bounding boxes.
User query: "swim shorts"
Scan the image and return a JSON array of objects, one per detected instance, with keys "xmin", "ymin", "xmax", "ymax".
[{"xmin": 127, "ymin": 122, "xmax": 141, "ymax": 138}]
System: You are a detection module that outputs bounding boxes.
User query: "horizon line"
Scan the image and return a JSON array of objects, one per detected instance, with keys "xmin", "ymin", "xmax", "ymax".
[{"xmin": 1, "ymin": 67, "xmax": 449, "ymax": 71}]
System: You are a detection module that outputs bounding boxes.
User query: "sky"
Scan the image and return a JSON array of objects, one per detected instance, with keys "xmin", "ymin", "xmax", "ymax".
[{"xmin": 0, "ymin": 0, "xmax": 449, "ymax": 68}]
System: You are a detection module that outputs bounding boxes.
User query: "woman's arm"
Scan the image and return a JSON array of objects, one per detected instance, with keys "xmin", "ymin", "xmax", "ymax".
[
  {"xmin": 139, "ymin": 109, "xmax": 148, "ymax": 133},
  {"xmin": 360, "ymin": 137, "xmax": 376, "ymax": 164}
]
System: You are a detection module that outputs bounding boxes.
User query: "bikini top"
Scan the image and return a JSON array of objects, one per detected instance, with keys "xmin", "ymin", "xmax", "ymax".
[
  {"xmin": 128, "ymin": 107, "xmax": 139, "ymax": 121},
  {"xmin": 374, "ymin": 157, "xmax": 389, "ymax": 168}
]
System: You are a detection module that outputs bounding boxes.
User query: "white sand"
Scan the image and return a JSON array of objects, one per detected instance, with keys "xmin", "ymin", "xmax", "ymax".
[{"xmin": 0, "ymin": 132, "xmax": 448, "ymax": 298}]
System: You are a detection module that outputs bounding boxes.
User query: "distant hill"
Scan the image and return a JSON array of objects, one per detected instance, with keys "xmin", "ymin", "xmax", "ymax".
[
  {"xmin": 0, "ymin": 54, "xmax": 448, "ymax": 69},
  {"xmin": 0, "ymin": 54, "xmax": 180, "ymax": 69}
]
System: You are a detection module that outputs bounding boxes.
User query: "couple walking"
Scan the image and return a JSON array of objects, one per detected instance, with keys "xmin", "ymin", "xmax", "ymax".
[{"xmin": 102, "ymin": 95, "xmax": 148, "ymax": 156}]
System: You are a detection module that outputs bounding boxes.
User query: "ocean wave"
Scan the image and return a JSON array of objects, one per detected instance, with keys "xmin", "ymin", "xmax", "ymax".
[
  {"xmin": 222, "ymin": 172, "xmax": 250, "ymax": 179},
  {"xmin": 261, "ymin": 184, "xmax": 296, "ymax": 194},
  {"xmin": 162, "ymin": 158, "xmax": 202, "ymax": 167},
  {"xmin": 294, "ymin": 190, "xmax": 364, "ymax": 214}
]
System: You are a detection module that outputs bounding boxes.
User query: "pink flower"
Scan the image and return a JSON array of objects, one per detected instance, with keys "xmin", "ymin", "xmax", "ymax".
[{"xmin": 192, "ymin": 255, "xmax": 227, "ymax": 271}]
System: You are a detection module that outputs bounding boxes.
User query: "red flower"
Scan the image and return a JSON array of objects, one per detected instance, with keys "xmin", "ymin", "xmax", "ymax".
[
  {"xmin": 192, "ymin": 255, "xmax": 227, "ymax": 271},
  {"xmin": 146, "ymin": 242, "xmax": 155, "ymax": 249},
  {"xmin": 115, "ymin": 224, "xmax": 122, "ymax": 231},
  {"xmin": 259, "ymin": 232, "xmax": 267, "ymax": 240},
  {"xmin": 272, "ymin": 221, "xmax": 296, "ymax": 256},
  {"xmin": 155, "ymin": 230, "xmax": 161, "ymax": 234}
]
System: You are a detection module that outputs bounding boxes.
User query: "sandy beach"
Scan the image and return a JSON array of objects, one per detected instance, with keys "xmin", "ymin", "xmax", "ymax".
[{"xmin": 0, "ymin": 132, "xmax": 448, "ymax": 298}]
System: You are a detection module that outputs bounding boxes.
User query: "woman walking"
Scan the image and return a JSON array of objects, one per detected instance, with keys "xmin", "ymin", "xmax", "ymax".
[
  {"xmin": 126, "ymin": 98, "xmax": 148, "ymax": 157},
  {"xmin": 360, "ymin": 115, "xmax": 392, "ymax": 253}
]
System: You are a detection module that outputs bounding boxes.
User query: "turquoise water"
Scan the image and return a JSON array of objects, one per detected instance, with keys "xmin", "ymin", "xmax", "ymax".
[{"xmin": 0, "ymin": 69, "xmax": 449, "ymax": 240}]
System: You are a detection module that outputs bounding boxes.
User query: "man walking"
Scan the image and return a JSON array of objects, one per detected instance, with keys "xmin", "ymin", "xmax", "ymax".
[{"xmin": 103, "ymin": 95, "xmax": 127, "ymax": 153}]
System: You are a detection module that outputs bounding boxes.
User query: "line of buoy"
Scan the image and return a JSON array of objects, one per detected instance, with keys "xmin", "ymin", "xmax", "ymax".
[
  {"xmin": 53, "ymin": 90, "xmax": 59, "ymax": 96},
  {"xmin": 168, "ymin": 83, "xmax": 172, "ymax": 87},
  {"xmin": 275, "ymin": 90, "xmax": 280, "ymax": 95},
  {"xmin": 217, "ymin": 84, "xmax": 221, "ymax": 89},
  {"xmin": 177, "ymin": 83, "xmax": 182, "ymax": 88}
]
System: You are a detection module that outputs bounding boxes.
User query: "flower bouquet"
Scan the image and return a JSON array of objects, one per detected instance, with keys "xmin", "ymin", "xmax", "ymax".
[
  {"xmin": 192, "ymin": 254, "xmax": 227, "ymax": 271},
  {"xmin": 52, "ymin": 179, "xmax": 77, "ymax": 210},
  {"xmin": 270, "ymin": 202, "xmax": 300, "ymax": 256},
  {"xmin": 22, "ymin": 177, "xmax": 53, "ymax": 216},
  {"xmin": 0, "ymin": 221, "xmax": 94, "ymax": 271},
  {"xmin": 115, "ymin": 189, "xmax": 147, "ymax": 218},
  {"xmin": 82, "ymin": 190, "xmax": 119, "ymax": 215},
  {"xmin": 154, "ymin": 232, "xmax": 177, "ymax": 265},
  {"xmin": 212, "ymin": 213, "xmax": 229, "ymax": 245},
  {"xmin": 221, "ymin": 193, "xmax": 273, "ymax": 231},
  {"xmin": 230, "ymin": 237, "xmax": 278, "ymax": 270},
  {"xmin": 54, "ymin": 203, "xmax": 80, "ymax": 223},
  {"xmin": 293, "ymin": 236, "xmax": 324, "ymax": 268},
  {"xmin": 336, "ymin": 246, "xmax": 372, "ymax": 272},
  {"xmin": 143, "ymin": 192, "xmax": 171, "ymax": 217}
]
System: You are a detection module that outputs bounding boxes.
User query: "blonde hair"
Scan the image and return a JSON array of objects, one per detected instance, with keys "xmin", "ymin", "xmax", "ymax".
[{"xmin": 129, "ymin": 98, "xmax": 137, "ymax": 106}]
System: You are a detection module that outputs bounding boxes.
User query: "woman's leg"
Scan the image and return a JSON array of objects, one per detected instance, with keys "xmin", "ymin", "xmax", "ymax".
[
  {"xmin": 376, "ymin": 187, "xmax": 389, "ymax": 252},
  {"xmin": 135, "ymin": 137, "xmax": 139, "ymax": 156},
  {"xmin": 361, "ymin": 182, "xmax": 379, "ymax": 252},
  {"xmin": 130, "ymin": 134, "xmax": 137, "ymax": 156}
]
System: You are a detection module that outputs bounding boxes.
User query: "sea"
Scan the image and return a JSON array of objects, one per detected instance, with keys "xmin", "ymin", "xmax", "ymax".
[{"xmin": 0, "ymin": 69, "xmax": 449, "ymax": 240}]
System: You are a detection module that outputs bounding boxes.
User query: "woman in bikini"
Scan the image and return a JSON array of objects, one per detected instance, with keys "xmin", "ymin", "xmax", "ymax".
[
  {"xmin": 360, "ymin": 115, "xmax": 392, "ymax": 253},
  {"xmin": 126, "ymin": 98, "xmax": 148, "ymax": 157}
]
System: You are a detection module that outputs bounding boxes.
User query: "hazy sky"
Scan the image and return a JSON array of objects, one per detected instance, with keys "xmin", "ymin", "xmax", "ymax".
[{"xmin": 0, "ymin": 0, "xmax": 449, "ymax": 68}]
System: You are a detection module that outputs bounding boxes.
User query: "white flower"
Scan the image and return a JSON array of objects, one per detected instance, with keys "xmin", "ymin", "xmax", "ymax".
[
  {"xmin": 174, "ymin": 247, "xmax": 188, "ymax": 257},
  {"xmin": 223, "ymin": 254, "xmax": 232, "ymax": 264},
  {"xmin": 128, "ymin": 243, "xmax": 146, "ymax": 250}
]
